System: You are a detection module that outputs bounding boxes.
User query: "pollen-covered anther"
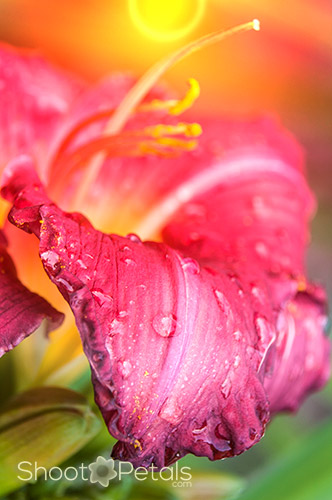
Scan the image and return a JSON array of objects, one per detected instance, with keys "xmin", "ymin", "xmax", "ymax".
[
  {"xmin": 137, "ymin": 136, "xmax": 198, "ymax": 156},
  {"xmin": 139, "ymin": 78, "xmax": 200, "ymax": 118},
  {"xmin": 143, "ymin": 122, "xmax": 202, "ymax": 138},
  {"xmin": 169, "ymin": 78, "xmax": 200, "ymax": 115}
]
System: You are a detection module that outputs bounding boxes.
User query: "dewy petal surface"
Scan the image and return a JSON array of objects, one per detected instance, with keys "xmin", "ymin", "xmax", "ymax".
[
  {"xmin": 2, "ymin": 154, "xmax": 329, "ymax": 468},
  {"xmin": 0, "ymin": 228, "xmax": 64, "ymax": 358}
]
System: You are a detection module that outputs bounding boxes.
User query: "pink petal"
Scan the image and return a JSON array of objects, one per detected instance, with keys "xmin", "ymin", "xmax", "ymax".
[
  {"xmin": 265, "ymin": 285, "xmax": 330, "ymax": 413},
  {"xmin": 2, "ymin": 156, "xmax": 329, "ymax": 468},
  {"xmin": 0, "ymin": 227, "xmax": 64, "ymax": 358},
  {"xmin": 0, "ymin": 43, "xmax": 82, "ymax": 174}
]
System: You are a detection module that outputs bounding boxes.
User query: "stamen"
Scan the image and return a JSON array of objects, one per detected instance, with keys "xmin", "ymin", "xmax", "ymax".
[
  {"xmin": 139, "ymin": 78, "xmax": 200, "ymax": 116},
  {"xmin": 105, "ymin": 20, "xmax": 260, "ymax": 135},
  {"xmin": 169, "ymin": 78, "xmax": 200, "ymax": 116},
  {"xmin": 51, "ymin": 131, "xmax": 198, "ymax": 200},
  {"xmin": 50, "ymin": 84, "xmax": 200, "ymax": 184},
  {"xmin": 253, "ymin": 19, "xmax": 260, "ymax": 31},
  {"xmin": 143, "ymin": 122, "xmax": 202, "ymax": 138},
  {"xmin": 62, "ymin": 19, "xmax": 260, "ymax": 209}
]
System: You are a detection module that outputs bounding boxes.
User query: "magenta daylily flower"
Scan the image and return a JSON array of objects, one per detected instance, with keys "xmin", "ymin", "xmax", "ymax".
[{"xmin": 0, "ymin": 30, "xmax": 330, "ymax": 469}]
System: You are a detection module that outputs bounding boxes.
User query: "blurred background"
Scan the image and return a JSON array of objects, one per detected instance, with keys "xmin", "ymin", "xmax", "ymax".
[{"xmin": 0, "ymin": 1, "xmax": 331, "ymax": 499}]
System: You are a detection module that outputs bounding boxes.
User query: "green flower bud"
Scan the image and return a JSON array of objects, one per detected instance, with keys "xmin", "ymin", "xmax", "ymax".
[{"xmin": 0, "ymin": 387, "xmax": 100, "ymax": 496}]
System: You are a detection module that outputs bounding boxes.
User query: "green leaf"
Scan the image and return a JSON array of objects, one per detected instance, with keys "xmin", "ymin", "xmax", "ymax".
[
  {"xmin": 122, "ymin": 469, "xmax": 244, "ymax": 500},
  {"xmin": 235, "ymin": 419, "xmax": 332, "ymax": 500},
  {"xmin": 0, "ymin": 387, "xmax": 101, "ymax": 497}
]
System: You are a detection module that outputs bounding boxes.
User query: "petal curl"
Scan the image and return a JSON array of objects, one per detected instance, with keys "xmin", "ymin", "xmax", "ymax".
[
  {"xmin": 2, "ymin": 156, "xmax": 329, "ymax": 468},
  {"xmin": 0, "ymin": 228, "xmax": 64, "ymax": 358}
]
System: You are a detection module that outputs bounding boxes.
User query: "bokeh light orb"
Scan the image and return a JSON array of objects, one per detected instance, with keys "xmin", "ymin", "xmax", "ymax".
[{"xmin": 128, "ymin": 0, "xmax": 205, "ymax": 42}]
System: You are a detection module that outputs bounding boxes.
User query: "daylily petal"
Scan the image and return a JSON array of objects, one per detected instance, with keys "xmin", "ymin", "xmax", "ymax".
[
  {"xmin": 2, "ymin": 156, "xmax": 329, "ymax": 468},
  {"xmin": 265, "ymin": 285, "xmax": 330, "ymax": 413},
  {"xmin": 0, "ymin": 228, "xmax": 64, "ymax": 358},
  {"xmin": 0, "ymin": 43, "xmax": 83, "ymax": 175},
  {"xmin": 48, "ymin": 94, "xmax": 309, "ymax": 239},
  {"xmin": 157, "ymin": 119, "xmax": 330, "ymax": 416}
]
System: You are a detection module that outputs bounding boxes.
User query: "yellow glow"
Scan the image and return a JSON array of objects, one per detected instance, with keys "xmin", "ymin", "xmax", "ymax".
[{"xmin": 128, "ymin": 0, "xmax": 205, "ymax": 42}]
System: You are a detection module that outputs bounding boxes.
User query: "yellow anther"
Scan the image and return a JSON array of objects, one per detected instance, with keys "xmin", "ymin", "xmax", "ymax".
[
  {"xmin": 138, "ymin": 98, "xmax": 178, "ymax": 113},
  {"xmin": 155, "ymin": 137, "xmax": 198, "ymax": 150},
  {"xmin": 184, "ymin": 122, "xmax": 202, "ymax": 137},
  {"xmin": 169, "ymin": 78, "xmax": 200, "ymax": 116},
  {"xmin": 134, "ymin": 439, "xmax": 142, "ymax": 450},
  {"xmin": 138, "ymin": 79, "xmax": 200, "ymax": 118},
  {"xmin": 143, "ymin": 121, "xmax": 202, "ymax": 138}
]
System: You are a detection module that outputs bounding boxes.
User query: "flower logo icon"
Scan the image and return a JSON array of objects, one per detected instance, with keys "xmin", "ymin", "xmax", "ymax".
[{"xmin": 89, "ymin": 456, "xmax": 117, "ymax": 487}]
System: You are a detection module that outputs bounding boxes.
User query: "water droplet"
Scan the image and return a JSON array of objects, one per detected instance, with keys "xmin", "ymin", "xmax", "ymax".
[
  {"xmin": 118, "ymin": 310, "xmax": 128, "ymax": 318},
  {"xmin": 220, "ymin": 378, "xmax": 231, "ymax": 399},
  {"xmin": 181, "ymin": 257, "xmax": 200, "ymax": 274},
  {"xmin": 77, "ymin": 259, "xmax": 87, "ymax": 270},
  {"xmin": 152, "ymin": 313, "xmax": 178, "ymax": 337},
  {"xmin": 250, "ymin": 283, "xmax": 264, "ymax": 302},
  {"xmin": 249, "ymin": 427, "xmax": 257, "ymax": 440},
  {"xmin": 214, "ymin": 289, "xmax": 228, "ymax": 311},
  {"xmin": 234, "ymin": 355, "xmax": 241, "ymax": 368},
  {"xmin": 91, "ymin": 289, "xmax": 113, "ymax": 307},
  {"xmin": 126, "ymin": 233, "xmax": 142, "ymax": 243},
  {"xmin": 215, "ymin": 426, "xmax": 232, "ymax": 452},
  {"xmin": 255, "ymin": 241, "xmax": 268, "ymax": 258},
  {"xmin": 254, "ymin": 314, "xmax": 274, "ymax": 345},
  {"xmin": 71, "ymin": 295, "xmax": 83, "ymax": 309},
  {"xmin": 40, "ymin": 250, "xmax": 60, "ymax": 270},
  {"xmin": 189, "ymin": 231, "xmax": 202, "ymax": 243},
  {"xmin": 305, "ymin": 352, "xmax": 315, "ymax": 370},
  {"xmin": 118, "ymin": 360, "xmax": 132, "ymax": 378},
  {"xmin": 92, "ymin": 352, "xmax": 104, "ymax": 364},
  {"xmin": 121, "ymin": 257, "xmax": 136, "ymax": 266},
  {"xmin": 57, "ymin": 277, "xmax": 74, "ymax": 292},
  {"xmin": 109, "ymin": 317, "xmax": 126, "ymax": 336},
  {"xmin": 233, "ymin": 331, "xmax": 242, "ymax": 341},
  {"xmin": 159, "ymin": 399, "xmax": 183, "ymax": 424},
  {"xmin": 256, "ymin": 404, "xmax": 269, "ymax": 425},
  {"xmin": 192, "ymin": 421, "xmax": 207, "ymax": 435}
]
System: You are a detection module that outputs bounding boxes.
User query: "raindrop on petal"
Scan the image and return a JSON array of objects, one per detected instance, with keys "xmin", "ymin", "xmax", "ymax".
[
  {"xmin": 214, "ymin": 289, "xmax": 227, "ymax": 311},
  {"xmin": 126, "ymin": 233, "xmax": 142, "ymax": 244},
  {"xmin": 118, "ymin": 359, "xmax": 133, "ymax": 378},
  {"xmin": 152, "ymin": 313, "xmax": 178, "ymax": 337},
  {"xmin": 220, "ymin": 378, "xmax": 232, "ymax": 399},
  {"xmin": 40, "ymin": 250, "xmax": 60, "ymax": 270},
  {"xmin": 181, "ymin": 257, "xmax": 200, "ymax": 275},
  {"xmin": 92, "ymin": 289, "xmax": 113, "ymax": 307}
]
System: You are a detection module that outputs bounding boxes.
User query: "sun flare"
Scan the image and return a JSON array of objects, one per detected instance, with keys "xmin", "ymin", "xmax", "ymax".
[{"xmin": 128, "ymin": 0, "xmax": 206, "ymax": 42}]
